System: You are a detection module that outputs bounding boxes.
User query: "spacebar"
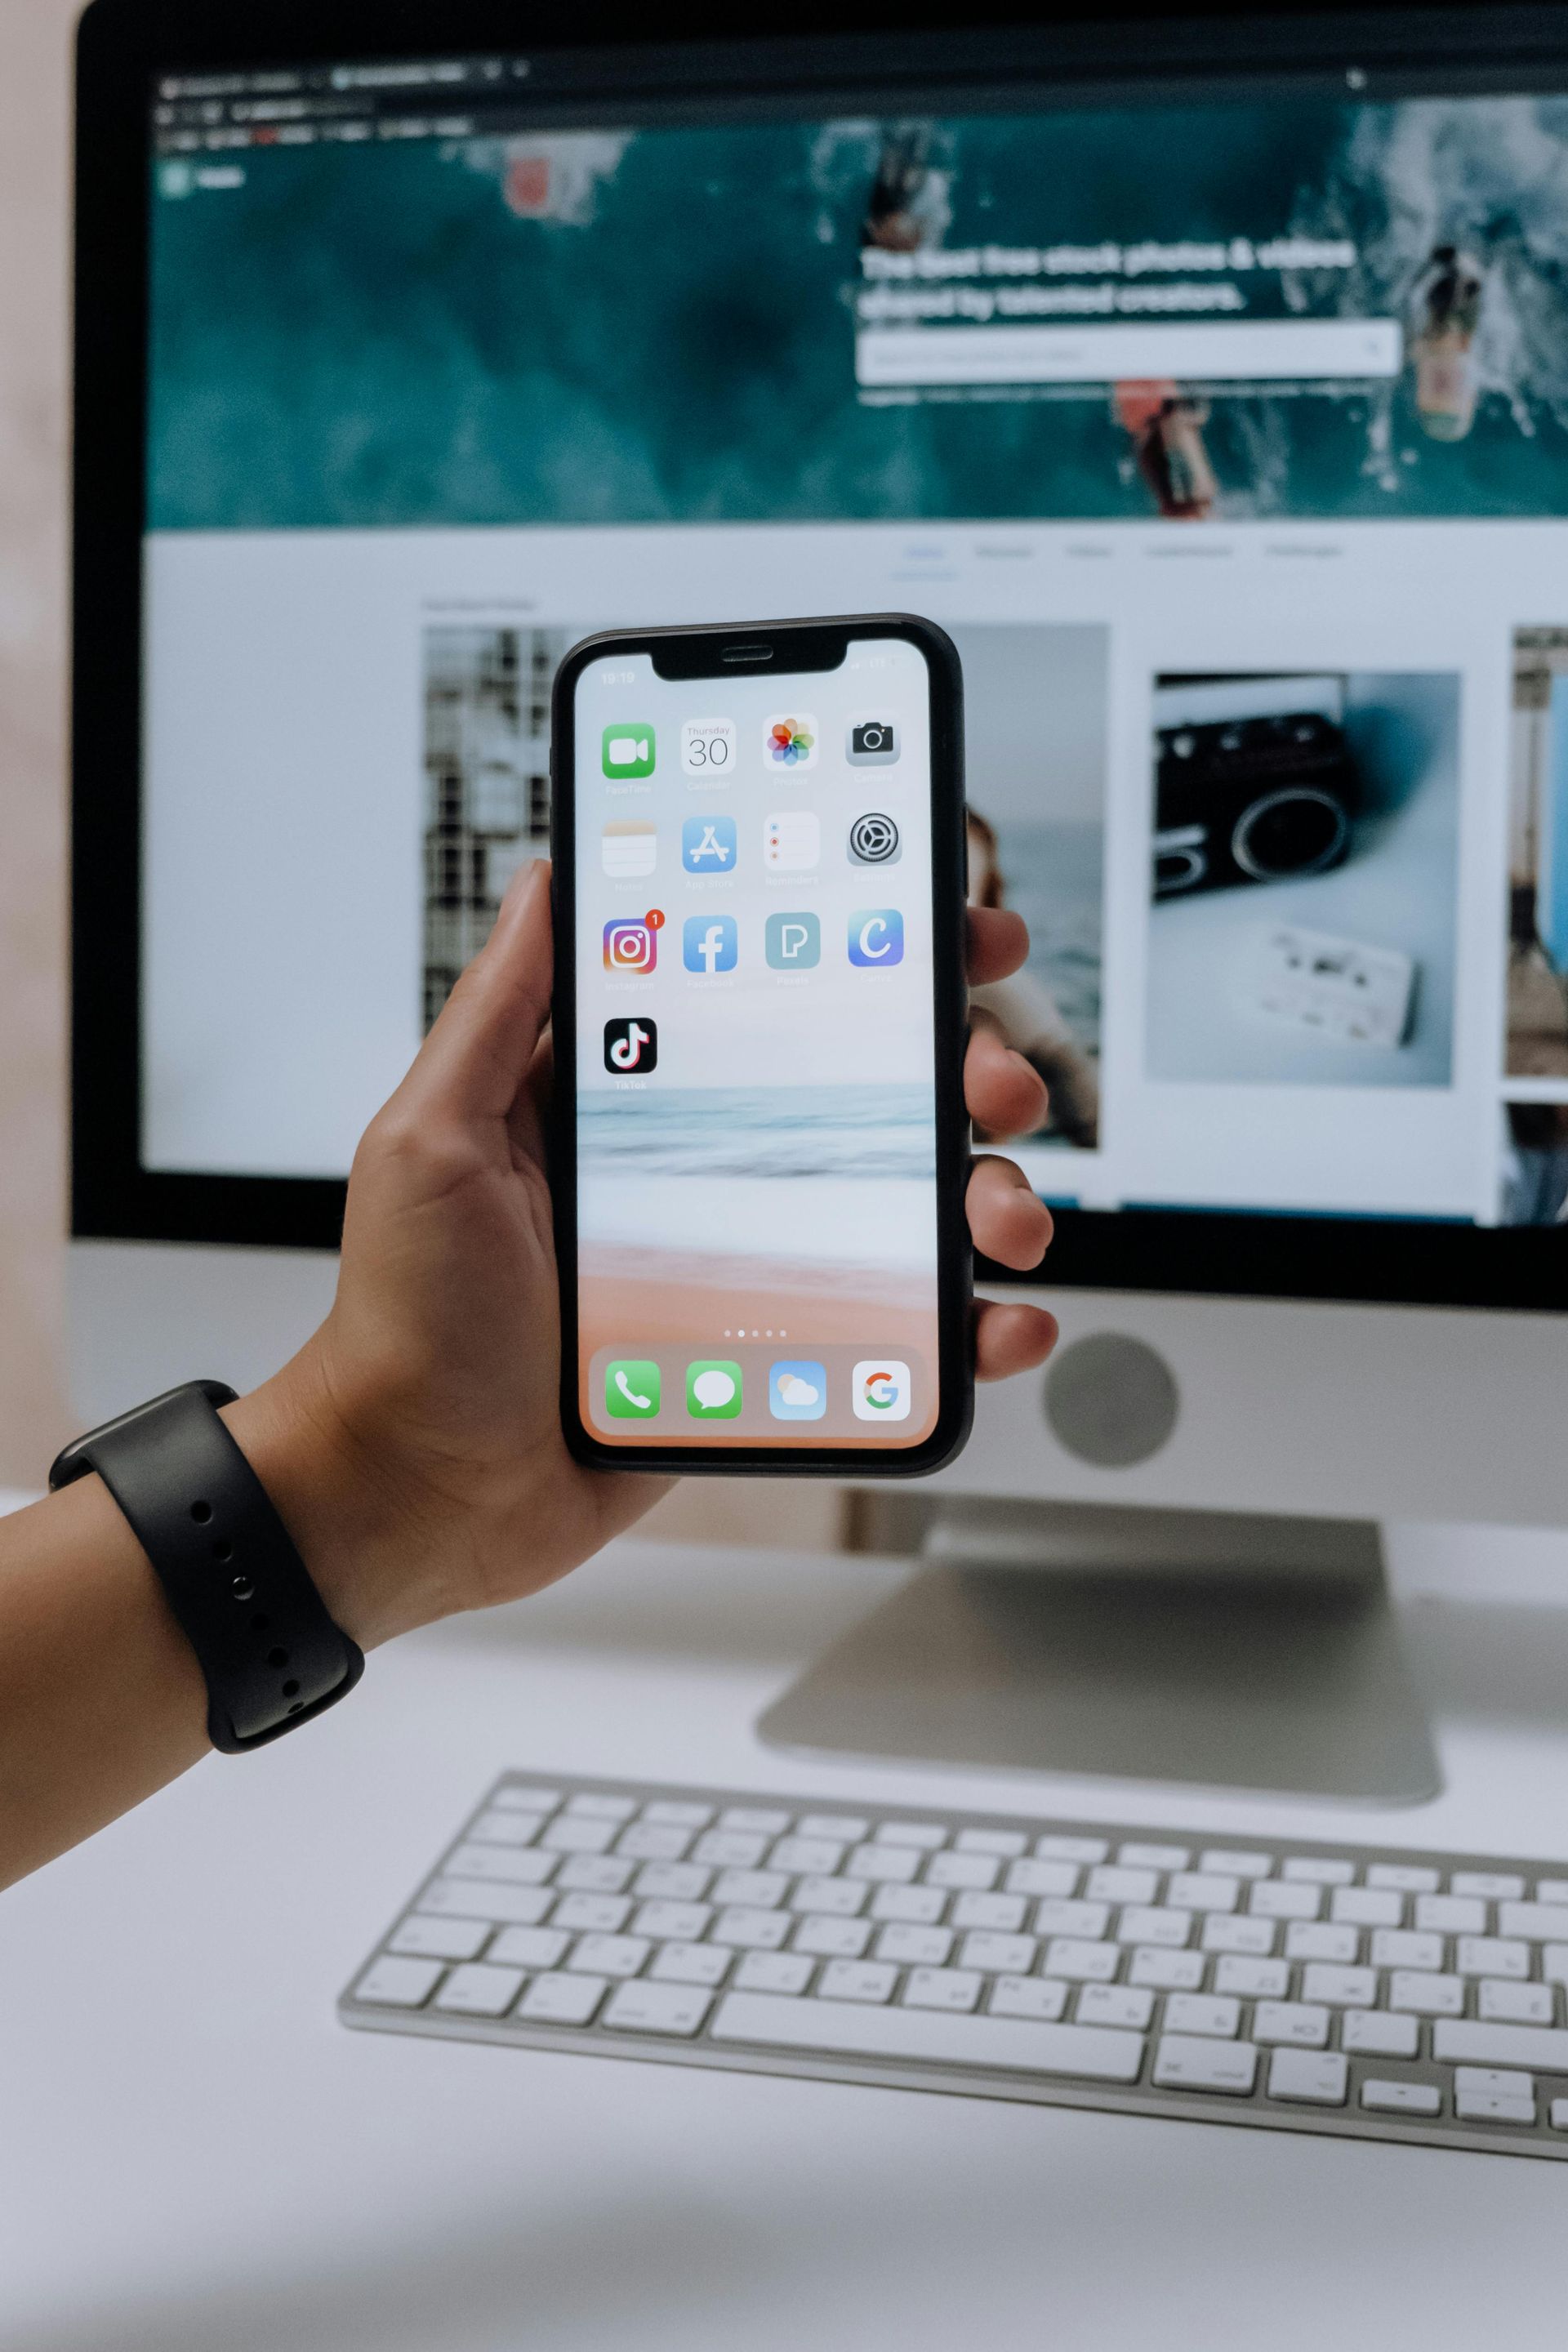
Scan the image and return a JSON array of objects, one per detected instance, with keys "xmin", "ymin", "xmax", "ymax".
[{"xmin": 710, "ymin": 1993, "xmax": 1145, "ymax": 2081}]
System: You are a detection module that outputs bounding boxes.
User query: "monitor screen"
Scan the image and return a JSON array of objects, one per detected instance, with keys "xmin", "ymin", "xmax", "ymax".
[{"xmin": 109, "ymin": 17, "xmax": 1568, "ymax": 1297}]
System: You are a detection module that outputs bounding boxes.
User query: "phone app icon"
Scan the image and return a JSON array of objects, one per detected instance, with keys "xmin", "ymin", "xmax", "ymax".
[
  {"xmin": 683, "ymin": 915, "xmax": 738, "ymax": 974},
  {"xmin": 848, "ymin": 718, "xmax": 899, "ymax": 766},
  {"xmin": 848, "ymin": 909, "xmax": 904, "ymax": 966},
  {"xmin": 765, "ymin": 911, "xmax": 820, "ymax": 969},
  {"xmin": 602, "ymin": 820, "xmax": 657, "ymax": 880},
  {"xmin": 853, "ymin": 1361, "xmax": 911, "ymax": 1421},
  {"xmin": 604, "ymin": 918, "xmax": 658, "ymax": 974},
  {"xmin": 605, "ymin": 1360, "xmax": 661, "ymax": 1419},
  {"xmin": 604, "ymin": 1018, "xmax": 657, "ymax": 1074},
  {"xmin": 763, "ymin": 812, "xmax": 820, "ymax": 871},
  {"xmin": 683, "ymin": 815, "xmax": 737, "ymax": 874},
  {"xmin": 603, "ymin": 724, "xmax": 656, "ymax": 778},
  {"xmin": 849, "ymin": 812, "xmax": 901, "ymax": 866},
  {"xmin": 769, "ymin": 1361, "xmax": 826, "ymax": 1421},
  {"xmin": 682, "ymin": 718, "xmax": 736, "ymax": 777},
  {"xmin": 687, "ymin": 1361, "xmax": 743, "ymax": 1418},
  {"xmin": 764, "ymin": 716, "xmax": 817, "ymax": 771}
]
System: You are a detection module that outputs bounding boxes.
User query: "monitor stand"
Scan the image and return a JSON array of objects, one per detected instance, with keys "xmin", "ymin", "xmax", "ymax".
[{"xmin": 757, "ymin": 1499, "xmax": 1441, "ymax": 1805}]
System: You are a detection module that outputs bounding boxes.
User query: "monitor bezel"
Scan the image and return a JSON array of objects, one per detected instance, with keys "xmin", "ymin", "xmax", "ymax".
[{"xmin": 74, "ymin": 0, "xmax": 1568, "ymax": 1309}]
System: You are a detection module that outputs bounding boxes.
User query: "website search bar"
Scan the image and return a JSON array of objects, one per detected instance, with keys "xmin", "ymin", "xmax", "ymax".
[{"xmin": 856, "ymin": 318, "xmax": 1403, "ymax": 389}]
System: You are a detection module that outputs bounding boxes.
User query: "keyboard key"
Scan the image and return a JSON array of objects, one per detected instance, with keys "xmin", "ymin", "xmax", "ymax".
[
  {"xmin": 517, "ymin": 1971, "xmax": 607, "ymax": 2025},
  {"xmin": 711, "ymin": 1907, "xmax": 792, "ymax": 1949},
  {"xmin": 1201, "ymin": 1914, "xmax": 1276, "ymax": 1957},
  {"xmin": 1454, "ymin": 2064, "xmax": 1533, "ymax": 2099},
  {"xmin": 434, "ymin": 1964, "xmax": 526, "ymax": 2016},
  {"xmin": 1300, "ymin": 1963, "xmax": 1377, "ymax": 2008},
  {"xmin": 925, "ymin": 1852, "xmax": 1000, "ymax": 1891},
  {"xmin": 1286, "ymin": 1922, "xmax": 1359, "ymax": 1964},
  {"xmin": 542, "ymin": 1818, "xmax": 617, "ymax": 1855},
  {"xmin": 791, "ymin": 1875, "xmax": 867, "ymax": 1918},
  {"xmin": 847, "ymin": 1845, "xmax": 920, "ymax": 1884},
  {"xmin": 1361, "ymin": 2078, "xmax": 1441, "ymax": 2116},
  {"xmin": 1005, "ymin": 1859, "xmax": 1080, "ymax": 1899},
  {"xmin": 793, "ymin": 1914, "xmax": 872, "ymax": 1959},
  {"xmin": 869, "ymin": 1883, "xmax": 947, "ymax": 1926},
  {"xmin": 1498, "ymin": 1902, "xmax": 1568, "ymax": 1943},
  {"xmin": 694, "ymin": 1831, "xmax": 770, "ymax": 1869},
  {"xmin": 1389, "ymin": 1971, "xmax": 1463, "ymax": 2017},
  {"xmin": 643, "ymin": 1800, "xmax": 713, "ymax": 1828},
  {"xmin": 489, "ymin": 1925, "xmax": 571, "ymax": 1970},
  {"xmin": 1365, "ymin": 1864, "xmax": 1439, "ymax": 1894},
  {"xmin": 492, "ymin": 1784, "xmax": 560, "ymax": 1812},
  {"xmin": 1341, "ymin": 2010, "xmax": 1419, "ymax": 2059},
  {"xmin": 1267, "ymin": 2048, "xmax": 1348, "ymax": 2105},
  {"xmin": 1076, "ymin": 1984, "xmax": 1155, "ymax": 2031},
  {"xmin": 1250, "ymin": 1882, "xmax": 1320, "ymax": 1922},
  {"xmin": 1331, "ymin": 1887, "xmax": 1402, "ymax": 1928},
  {"xmin": 566, "ymin": 1793, "xmax": 638, "ymax": 1821},
  {"xmin": 1035, "ymin": 1835, "xmax": 1108, "ymax": 1864},
  {"xmin": 874, "ymin": 1923, "xmax": 954, "ymax": 1967},
  {"xmin": 1120, "ymin": 1843, "xmax": 1189, "ymax": 1871},
  {"xmin": 951, "ymin": 1891, "xmax": 1027, "ymax": 1933},
  {"xmin": 1370, "ymin": 1929, "xmax": 1445, "ymax": 1972},
  {"xmin": 1152, "ymin": 2034, "xmax": 1258, "ymax": 2095},
  {"xmin": 1164, "ymin": 1993, "xmax": 1239, "ymax": 2038},
  {"xmin": 1214, "ymin": 1955, "xmax": 1290, "ymax": 1999},
  {"xmin": 1551, "ymin": 2099, "xmax": 1568, "ymax": 2132},
  {"xmin": 1450, "ymin": 1873, "xmax": 1526, "ymax": 1901},
  {"xmin": 568, "ymin": 1934, "xmax": 648, "ymax": 1978},
  {"xmin": 1414, "ymin": 1894, "xmax": 1486, "ymax": 1935},
  {"xmin": 468, "ymin": 1811, "xmax": 544, "ymax": 1847},
  {"xmin": 444, "ymin": 1844, "xmax": 555, "ymax": 1886},
  {"xmin": 353, "ymin": 1957, "xmax": 443, "ymax": 2007},
  {"xmin": 631, "ymin": 1900, "xmax": 712, "ymax": 1942},
  {"xmin": 1116, "ymin": 1906, "xmax": 1189, "ymax": 1949},
  {"xmin": 616, "ymin": 1824, "xmax": 696, "ymax": 1862},
  {"xmin": 720, "ymin": 1806, "xmax": 791, "ymax": 1835},
  {"xmin": 817, "ymin": 1960, "xmax": 897, "ymax": 2004},
  {"xmin": 552, "ymin": 1893, "xmax": 632, "ymax": 1935},
  {"xmin": 1433, "ymin": 2020, "xmax": 1568, "ymax": 2070},
  {"xmin": 1043, "ymin": 1939, "xmax": 1120, "ymax": 1983},
  {"xmin": 1477, "ymin": 1980, "xmax": 1555, "ymax": 2025},
  {"xmin": 389, "ymin": 1916, "xmax": 490, "ymax": 1962},
  {"xmin": 1129, "ymin": 1946, "xmax": 1206, "ymax": 1991},
  {"xmin": 1199, "ymin": 1850, "xmax": 1272, "ymax": 1879},
  {"xmin": 1539, "ymin": 1882, "xmax": 1568, "ymax": 1905},
  {"xmin": 959, "ymin": 1931, "xmax": 1036, "ymax": 1975},
  {"xmin": 1165, "ymin": 1873, "xmax": 1239, "ymax": 1914},
  {"xmin": 1545, "ymin": 1946, "xmax": 1568, "ymax": 1987},
  {"xmin": 796, "ymin": 1815, "xmax": 868, "ymax": 1842},
  {"xmin": 711, "ymin": 1869, "xmax": 787, "ymax": 1909},
  {"xmin": 876, "ymin": 1820, "xmax": 947, "ymax": 1850},
  {"xmin": 990, "ymin": 1974, "xmax": 1068, "ymax": 2020},
  {"xmin": 1253, "ymin": 2002, "xmax": 1329, "ymax": 2048},
  {"xmin": 902, "ymin": 1967, "xmax": 982, "ymax": 2013},
  {"xmin": 1282, "ymin": 1857, "xmax": 1355, "ymax": 1886},
  {"xmin": 1457, "ymin": 1936, "xmax": 1530, "ymax": 1980},
  {"xmin": 769, "ymin": 1838, "xmax": 845, "ymax": 1875},
  {"xmin": 956, "ymin": 1829, "xmax": 1029, "ymax": 1858},
  {"xmin": 714, "ymin": 1991, "xmax": 1143, "ymax": 2079},
  {"xmin": 419, "ymin": 1880, "xmax": 552, "ymax": 1926},
  {"xmin": 555, "ymin": 1855, "xmax": 635, "ymax": 1895},
  {"xmin": 633, "ymin": 1863, "xmax": 711, "ymax": 1903},
  {"xmin": 602, "ymin": 1981, "xmax": 715, "ymax": 2037},
  {"xmin": 1455, "ymin": 2090, "xmax": 1536, "ymax": 2127},
  {"xmin": 1087, "ymin": 1865, "xmax": 1159, "ymax": 1906},
  {"xmin": 1034, "ymin": 1898, "xmax": 1110, "ymax": 1940},
  {"xmin": 650, "ymin": 1942, "xmax": 731, "ymax": 1988},
  {"xmin": 733, "ymin": 1951, "xmax": 813, "ymax": 1995}
]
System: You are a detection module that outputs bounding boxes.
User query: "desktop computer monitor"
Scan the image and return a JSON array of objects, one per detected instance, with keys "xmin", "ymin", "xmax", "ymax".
[{"xmin": 72, "ymin": 0, "xmax": 1568, "ymax": 1801}]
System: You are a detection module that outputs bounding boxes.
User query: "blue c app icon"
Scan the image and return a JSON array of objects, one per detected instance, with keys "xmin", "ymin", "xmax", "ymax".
[{"xmin": 848, "ymin": 909, "xmax": 904, "ymax": 967}]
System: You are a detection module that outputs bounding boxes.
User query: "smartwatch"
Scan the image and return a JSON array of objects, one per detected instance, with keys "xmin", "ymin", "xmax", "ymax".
[{"xmin": 50, "ymin": 1380, "xmax": 364, "ymax": 1752}]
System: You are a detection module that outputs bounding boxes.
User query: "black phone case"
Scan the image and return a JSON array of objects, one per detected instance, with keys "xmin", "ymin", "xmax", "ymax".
[{"xmin": 550, "ymin": 612, "xmax": 973, "ymax": 1477}]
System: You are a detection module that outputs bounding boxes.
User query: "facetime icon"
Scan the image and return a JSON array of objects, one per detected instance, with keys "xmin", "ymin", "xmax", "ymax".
[
  {"xmin": 765, "ymin": 911, "xmax": 821, "ymax": 969},
  {"xmin": 602, "ymin": 724, "xmax": 656, "ymax": 778}
]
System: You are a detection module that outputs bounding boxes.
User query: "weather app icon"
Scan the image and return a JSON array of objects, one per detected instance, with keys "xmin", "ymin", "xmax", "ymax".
[{"xmin": 769, "ymin": 1361, "xmax": 826, "ymax": 1421}]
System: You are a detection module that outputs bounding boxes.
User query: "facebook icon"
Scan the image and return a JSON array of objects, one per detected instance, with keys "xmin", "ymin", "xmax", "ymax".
[
  {"xmin": 683, "ymin": 915, "xmax": 739, "ymax": 974},
  {"xmin": 848, "ymin": 908, "xmax": 904, "ymax": 967}
]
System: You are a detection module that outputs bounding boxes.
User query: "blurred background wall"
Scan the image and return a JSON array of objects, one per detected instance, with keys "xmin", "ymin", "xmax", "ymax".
[{"xmin": 0, "ymin": 1, "xmax": 76, "ymax": 1486}]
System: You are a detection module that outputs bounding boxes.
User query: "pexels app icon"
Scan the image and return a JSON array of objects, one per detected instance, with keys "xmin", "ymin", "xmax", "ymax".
[
  {"xmin": 765, "ymin": 911, "xmax": 820, "ymax": 969},
  {"xmin": 603, "ymin": 723, "xmax": 656, "ymax": 778},
  {"xmin": 848, "ymin": 908, "xmax": 903, "ymax": 966},
  {"xmin": 853, "ymin": 1360, "xmax": 911, "ymax": 1421},
  {"xmin": 849, "ymin": 812, "xmax": 900, "ymax": 866},
  {"xmin": 604, "ymin": 916, "xmax": 658, "ymax": 973},
  {"xmin": 604, "ymin": 1017, "xmax": 657, "ymax": 1074},
  {"xmin": 848, "ymin": 718, "xmax": 898, "ymax": 766}
]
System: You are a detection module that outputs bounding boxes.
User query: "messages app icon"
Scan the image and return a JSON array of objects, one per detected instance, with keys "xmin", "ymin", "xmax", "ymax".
[
  {"xmin": 687, "ymin": 1361, "xmax": 743, "ymax": 1419},
  {"xmin": 769, "ymin": 1361, "xmax": 826, "ymax": 1421}
]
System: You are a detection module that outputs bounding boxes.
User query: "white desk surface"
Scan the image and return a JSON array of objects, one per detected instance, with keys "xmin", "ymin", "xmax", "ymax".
[{"xmin": 4, "ymin": 1527, "xmax": 1568, "ymax": 2352}]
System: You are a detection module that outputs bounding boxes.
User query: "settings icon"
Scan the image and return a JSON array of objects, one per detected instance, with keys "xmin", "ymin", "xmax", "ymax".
[{"xmin": 849, "ymin": 812, "xmax": 901, "ymax": 866}]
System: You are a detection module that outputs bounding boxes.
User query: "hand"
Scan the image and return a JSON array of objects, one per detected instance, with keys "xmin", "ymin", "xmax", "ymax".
[{"xmin": 230, "ymin": 865, "xmax": 1058, "ymax": 1648}]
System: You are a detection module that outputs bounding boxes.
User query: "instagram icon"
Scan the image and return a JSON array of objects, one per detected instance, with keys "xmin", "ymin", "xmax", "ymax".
[{"xmin": 604, "ymin": 916, "xmax": 658, "ymax": 974}]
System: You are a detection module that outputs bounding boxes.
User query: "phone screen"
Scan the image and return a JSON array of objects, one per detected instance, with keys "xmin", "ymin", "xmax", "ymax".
[{"xmin": 568, "ymin": 632, "xmax": 947, "ymax": 1452}]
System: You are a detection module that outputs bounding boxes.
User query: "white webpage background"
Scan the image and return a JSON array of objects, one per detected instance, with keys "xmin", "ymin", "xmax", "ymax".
[{"xmin": 142, "ymin": 517, "xmax": 1541, "ymax": 1214}]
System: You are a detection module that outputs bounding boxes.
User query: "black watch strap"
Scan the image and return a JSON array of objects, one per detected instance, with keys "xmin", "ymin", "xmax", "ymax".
[{"xmin": 49, "ymin": 1380, "xmax": 364, "ymax": 1753}]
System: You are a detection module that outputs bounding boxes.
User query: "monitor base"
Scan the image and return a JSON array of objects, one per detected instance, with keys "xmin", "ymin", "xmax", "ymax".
[{"xmin": 757, "ymin": 1503, "xmax": 1441, "ymax": 1805}]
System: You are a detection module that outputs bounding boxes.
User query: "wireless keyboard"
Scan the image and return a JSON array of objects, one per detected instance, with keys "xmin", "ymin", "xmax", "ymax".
[{"xmin": 341, "ymin": 1773, "xmax": 1568, "ymax": 2160}]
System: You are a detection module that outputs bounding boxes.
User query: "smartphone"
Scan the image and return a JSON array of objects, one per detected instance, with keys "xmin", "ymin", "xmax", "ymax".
[{"xmin": 550, "ymin": 614, "xmax": 970, "ymax": 1475}]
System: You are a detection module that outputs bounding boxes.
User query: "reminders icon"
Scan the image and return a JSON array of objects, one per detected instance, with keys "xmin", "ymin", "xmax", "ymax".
[
  {"xmin": 602, "ymin": 821, "xmax": 657, "ymax": 880},
  {"xmin": 764, "ymin": 812, "xmax": 820, "ymax": 871}
]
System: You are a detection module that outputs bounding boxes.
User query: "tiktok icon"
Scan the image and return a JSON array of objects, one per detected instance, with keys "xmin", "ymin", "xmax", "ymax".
[{"xmin": 604, "ymin": 1018, "xmax": 658, "ymax": 1075}]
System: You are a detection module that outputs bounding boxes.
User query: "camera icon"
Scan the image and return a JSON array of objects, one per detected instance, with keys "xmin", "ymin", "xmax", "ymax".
[{"xmin": 848, "ymin": 718, "xmax": 899, "ymax": 766}]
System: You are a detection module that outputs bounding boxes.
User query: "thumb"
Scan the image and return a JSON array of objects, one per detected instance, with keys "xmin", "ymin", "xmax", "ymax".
[{"xmin": 406, "ymin": 859, "xmax": 555, "ymax": 1124}]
